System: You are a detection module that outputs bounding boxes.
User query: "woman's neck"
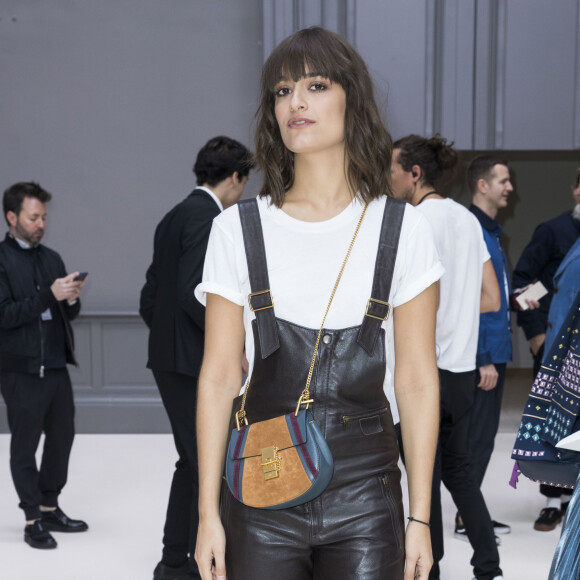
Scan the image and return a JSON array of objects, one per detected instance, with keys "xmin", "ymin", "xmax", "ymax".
[{"xmin": 282, "ymin": 148, "xmax": 353, "ymax": 222}]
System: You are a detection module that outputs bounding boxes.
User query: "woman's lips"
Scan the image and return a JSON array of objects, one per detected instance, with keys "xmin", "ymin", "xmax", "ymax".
[{"xmin": 288, "ymin": 117, "xmax": 314, "ymax": 128}]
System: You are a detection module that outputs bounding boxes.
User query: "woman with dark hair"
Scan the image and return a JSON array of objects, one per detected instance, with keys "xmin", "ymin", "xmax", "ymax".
[{"xmin": 194, "ymin": 28, "xmax": 442, "ymax": 580}]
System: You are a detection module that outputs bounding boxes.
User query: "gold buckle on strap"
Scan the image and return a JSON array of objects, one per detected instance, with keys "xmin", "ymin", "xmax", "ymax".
[
  {"xmin": 365, "ymin": 298, "xmax": 391, "ymax": 321},
  {"xmin": 248, "ymin": 290, "xmax": 274, "ymax": 312}
]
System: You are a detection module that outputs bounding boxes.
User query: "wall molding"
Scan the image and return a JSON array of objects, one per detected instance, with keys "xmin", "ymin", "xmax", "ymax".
[
  {"xmin": 0, "ymin": 313, "xmax": 170, "ymax": 434},
  {"xmin": 262, "ymin": 0, "xmax": 356, "ymax": 59},
  {"xmin": 574, "ymin": 0, "xmax": 580, "ymax": 148},
  {"xmin": 494, "ymin": 0, "xmax": 507, "ymax": 149}
]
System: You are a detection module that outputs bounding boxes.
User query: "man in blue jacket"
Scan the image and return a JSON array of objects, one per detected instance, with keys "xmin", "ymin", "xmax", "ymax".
[{"xmin": 454, "ymin": 156, "xmax": 514, "ymax": 540}]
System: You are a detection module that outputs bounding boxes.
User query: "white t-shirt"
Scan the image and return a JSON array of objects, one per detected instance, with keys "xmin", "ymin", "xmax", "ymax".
[
  {"xmin": 416, "ymin": 198, "xmax": 490, "ymax": 373},
  {"xmin": 195, "ymin": 195, "xmax": 444, "ymax": 423}
]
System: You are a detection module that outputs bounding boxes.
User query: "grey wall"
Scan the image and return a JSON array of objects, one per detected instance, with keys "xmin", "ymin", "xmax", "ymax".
[
  {"xmin": 0, "ymin": 0, "xmax": 263, "ymax": 311},
  {"xmin": 0, "ymin": 0, "xmax": 263, "ymax": 432},
  {"xmin": 0, "ymin": 0, "xmax": 579, "ymax": 432}
]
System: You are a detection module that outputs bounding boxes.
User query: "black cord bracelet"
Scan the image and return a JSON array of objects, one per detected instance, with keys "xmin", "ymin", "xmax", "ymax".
[{"xmin": 407, "ymin": 516, "xmax": 431, "ymax": 528}]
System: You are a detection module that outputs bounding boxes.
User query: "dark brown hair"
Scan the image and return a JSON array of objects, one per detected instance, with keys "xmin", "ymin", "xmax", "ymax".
[
  {"xmin": 254, "ymin": 27, "xmax": 393, "ymax": 207},
  {"xmin": 393, "ymin": 134, "xmax": 459, "ymax": 190},
  {"xmin": 193, "ymin": 135, "xmax": 254, "ymax": 186},
  {"xmin": 466, "ymin": 156, "xmax": 509, "ymax": 195},
  {"xmin": 3, "ymin": 182, "xmax": 52, "ymax": 225}
]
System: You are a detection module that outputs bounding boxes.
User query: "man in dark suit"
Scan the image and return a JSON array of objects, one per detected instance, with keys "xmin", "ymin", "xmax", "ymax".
[{"xmin": 140, "ymin": 136, "xmax": 253, "ymax": 580}]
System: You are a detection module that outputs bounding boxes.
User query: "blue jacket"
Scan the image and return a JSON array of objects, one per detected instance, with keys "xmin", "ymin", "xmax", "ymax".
[
  {"xmin": 545, "ymin": 237, "xmax": 580, "ymax": 352},
  {"xmin": 470, "ymin": 204, "xmax": 512, "ymax": 366},
  {"xmin": 512, "ymin": 211, "xmax": 580, "ymax": 340}
]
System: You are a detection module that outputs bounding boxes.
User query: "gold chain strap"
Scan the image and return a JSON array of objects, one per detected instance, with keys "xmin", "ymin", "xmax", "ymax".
[{"xmin": 236, "ymin": 201, "xmax": 370, "ymax": 429}]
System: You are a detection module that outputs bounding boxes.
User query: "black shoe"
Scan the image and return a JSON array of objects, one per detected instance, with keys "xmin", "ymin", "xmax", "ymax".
[
  {"xmin": 454, "ymin": 514, "xmax": 501, "ymax": 545},
  {"xmin": 534, "ymin": 507, "xmax": 562, "ymax": 531},
  {"xmin": 41, "ymin": 507, "xmax": 88, "ymax": 533},
  {"xmin": 492, "ymin": 519, "xmax": 511, "ymax": 534},
  {"xmin": 153, "ymin": 561, "xmax": 200, "ymax": 580},
  {"xmin": 24, "ymin": 521, "xmax": 57, "ymax": 549}
]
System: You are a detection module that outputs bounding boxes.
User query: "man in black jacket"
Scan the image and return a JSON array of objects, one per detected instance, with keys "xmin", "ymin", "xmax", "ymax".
[
  {"xmin": 0, "ymin": 182, "xmax": 88, "ymax": 550},
  {"xmin": 140, "ymin": 136, "xmax": 253, "ymax": 580}
]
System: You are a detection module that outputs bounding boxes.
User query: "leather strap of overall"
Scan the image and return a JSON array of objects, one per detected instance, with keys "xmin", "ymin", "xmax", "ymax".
[
  {"xmin": 357, "ymin": 197, "xmax": 406, "ymax": 355},
  {"xmin": 238, "ymin": 199, "xmax": 280, "ymax": 358}
]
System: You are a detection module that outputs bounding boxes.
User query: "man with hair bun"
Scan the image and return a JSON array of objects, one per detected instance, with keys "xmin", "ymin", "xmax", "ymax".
[
  {"xmin": 391, "ymin": 135, "xmax": 504, "ymax": 580},
  {"xmin": 140, "ymin": 136, "xmax": 254, "ymax": 580}
]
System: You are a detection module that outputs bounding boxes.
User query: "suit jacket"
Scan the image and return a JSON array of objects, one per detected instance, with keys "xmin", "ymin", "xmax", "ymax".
[
  {"xmin": 512, "ymin": 211, "xmax": 580, "ymax": 340},
  {"xmin": 139, "ymin": 188, "xmax": 220, "ymax": 377}
]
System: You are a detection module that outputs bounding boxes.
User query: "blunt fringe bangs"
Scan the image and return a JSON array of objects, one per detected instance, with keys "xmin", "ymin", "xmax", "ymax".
[{"xmin": 255, "ymin": 27, "xmax": 393, "ymax": 207}]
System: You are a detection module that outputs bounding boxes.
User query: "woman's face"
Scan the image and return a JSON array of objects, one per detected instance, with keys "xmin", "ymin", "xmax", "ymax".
[{"xmin": 273, "ymin": 72, "xmax": 346, "ymax": 156}]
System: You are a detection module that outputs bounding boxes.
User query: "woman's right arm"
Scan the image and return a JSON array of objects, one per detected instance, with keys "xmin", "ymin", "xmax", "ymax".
[{"xmin": 195, "ymin": 293, "xmax": 246, "ymax": 580}]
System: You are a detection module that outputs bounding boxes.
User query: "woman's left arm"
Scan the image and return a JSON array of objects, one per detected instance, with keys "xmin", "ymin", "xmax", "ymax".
[{"xmin": 394, "ymin": 281, "xmax": 439, "ymax": 580}]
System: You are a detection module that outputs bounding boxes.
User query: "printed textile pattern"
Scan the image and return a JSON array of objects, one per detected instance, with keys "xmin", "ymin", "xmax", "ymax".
[
  {"xmin": 512, "ymin": 300, "xmax": 580, "ymax": 477},
  {"xmin": 515, "ymin": 350, "xmax": 580, "ymax": 458}
]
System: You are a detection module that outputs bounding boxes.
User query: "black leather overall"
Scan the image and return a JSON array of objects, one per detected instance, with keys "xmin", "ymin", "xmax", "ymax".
[{"xmin": 222, "ymin": 199, "xmax": 406, "ymax": 580}]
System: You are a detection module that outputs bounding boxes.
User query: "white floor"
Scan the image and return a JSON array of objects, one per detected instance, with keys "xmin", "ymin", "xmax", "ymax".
[{"xmin": 0, "ymin": 432, "xmax": 561, "ymax": 580}]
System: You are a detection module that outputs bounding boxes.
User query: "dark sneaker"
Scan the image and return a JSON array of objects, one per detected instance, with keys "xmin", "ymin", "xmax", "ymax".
[
  {"xmin": 454, "ymin": 520, "xmax": 467, "ymax": 541},
  {"xmin": 534, "ymin": 507, "xmax": 562, "ymax": 531},
  {"xmin": 454, "ymin": 519, "xmax": 501, "ymax": 545},
  {"xmin": 24, "ymin": 521, "xmax": 57, "ymax": 549},
  {"xmin": 492, "ymin": 519, "xmax": 511, "ymax": 534}
]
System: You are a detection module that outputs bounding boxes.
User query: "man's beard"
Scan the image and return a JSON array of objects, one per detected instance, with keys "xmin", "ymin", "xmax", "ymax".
[
  {"xmin": 14, "ymin": 221, "xmax": 43, "ymax": 246},
  {"xmin": 573, "ymin": 203, "xmax": 580, "ymax": 221}
]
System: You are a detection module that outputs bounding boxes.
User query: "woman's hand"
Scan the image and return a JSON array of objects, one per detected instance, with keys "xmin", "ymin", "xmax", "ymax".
[
  {"xmin": 404, "ymin": 521, "xmax": 433, "ymax": 580},
  {"xmin": 195, "ymin": 515, "xmax": 227, "ymax": 580}
]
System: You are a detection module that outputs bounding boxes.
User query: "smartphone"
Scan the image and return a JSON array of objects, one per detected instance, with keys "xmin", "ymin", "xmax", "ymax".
[
  {"xmin": 73, "ymin": 272, "xmax": 88, "ymax": 282},
  {"xmin": 510, "ymin": 281, "xmax": 548, "ymax": 311}
]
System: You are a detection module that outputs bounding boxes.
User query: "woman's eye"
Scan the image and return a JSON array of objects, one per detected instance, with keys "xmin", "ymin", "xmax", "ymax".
[
  {"xmin": 275, "ymin": 87, "xmax": 291, "ymax": 97},
  {"xmin": 309, "ymin": 82, "xmax": 327, "ymax": 92}
]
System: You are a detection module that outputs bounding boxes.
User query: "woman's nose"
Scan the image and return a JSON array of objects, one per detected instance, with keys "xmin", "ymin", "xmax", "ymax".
[{"xmin": 290, "ymin": 87, "xmax": 307, "ymax": 112}]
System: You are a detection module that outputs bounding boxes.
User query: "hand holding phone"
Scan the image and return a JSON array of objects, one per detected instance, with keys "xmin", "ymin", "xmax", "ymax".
[{"xmin": 510, "ymin": 281, "xmax": 547, "ymax": 311}]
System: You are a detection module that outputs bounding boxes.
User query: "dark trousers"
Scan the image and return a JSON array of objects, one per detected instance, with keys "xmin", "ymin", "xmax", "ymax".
[
  {"xmin": 430, "ymin": 369, "xmax": 501, "ymax": 580},
  {"xmin": 469, "ymin": 363, "xmax": 507, "ymax": 486},
  {"xmin": 0, "ymin": 369, "xmax": 75, "ymax": 521},
  {"xmin": 153, "ymin": 370, "xmax": 200, "ymax": 576}
]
